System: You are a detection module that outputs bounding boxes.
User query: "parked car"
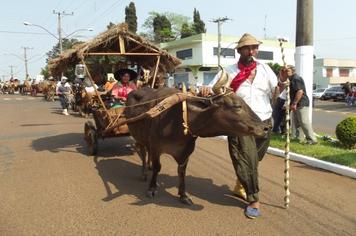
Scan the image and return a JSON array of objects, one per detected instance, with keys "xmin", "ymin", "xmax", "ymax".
[
  {"xmin": 321, "ymin": 86, "xmax": 346, "ymax": 101},
  {"xmin": 312, "ymin": 88, "xmax": 327, "ymax": 99}
]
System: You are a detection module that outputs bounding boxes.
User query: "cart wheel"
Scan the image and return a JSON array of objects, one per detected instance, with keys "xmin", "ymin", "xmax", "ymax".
[{"xmin": 84, "ymin": 121, "xmax": 98, "ymax": 155}]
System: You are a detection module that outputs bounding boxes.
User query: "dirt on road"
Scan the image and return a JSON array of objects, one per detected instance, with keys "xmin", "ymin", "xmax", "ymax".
[{"xmin": 0, "ymin": 95, "xmax": 355, "ymax": 235}]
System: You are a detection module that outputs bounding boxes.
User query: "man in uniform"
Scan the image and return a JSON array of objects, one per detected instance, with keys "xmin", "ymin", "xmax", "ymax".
[{"xmin": 201, "ymin": 33, "xmax": 278, "ymax": 219}]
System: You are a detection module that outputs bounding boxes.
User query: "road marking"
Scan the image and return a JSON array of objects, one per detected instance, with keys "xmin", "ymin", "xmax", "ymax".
[
  {"xmin": 314, "ymin": 108, "xmax": 356, "ymax": 115},
  {"xmin": 0, "ymin": 97, "xmax": 36, "ymax": 101}
]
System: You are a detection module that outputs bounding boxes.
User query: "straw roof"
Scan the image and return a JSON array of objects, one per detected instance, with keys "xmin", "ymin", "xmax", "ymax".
[{"xmin": 48, "ymin": 23, "xmax": 181, "ymax": 76}]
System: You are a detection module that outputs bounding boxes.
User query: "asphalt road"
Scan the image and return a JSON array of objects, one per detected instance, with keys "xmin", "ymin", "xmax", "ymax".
[
  {"xmin": 0, "ymin": 94, "xmax": 355, "ymax": 235},
  {"xmin": 313, "ymin": 99, "xmax": 356, "ymax": 135}
]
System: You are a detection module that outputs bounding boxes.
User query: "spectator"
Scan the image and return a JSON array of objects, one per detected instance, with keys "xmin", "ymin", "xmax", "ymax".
[
  {"xmin": 280, "ymin": 66, "xmax": 317, "ymax": 144},
  {"xmin": 56, "ymin": 76, "xmax": 72, "ymax": 115}
]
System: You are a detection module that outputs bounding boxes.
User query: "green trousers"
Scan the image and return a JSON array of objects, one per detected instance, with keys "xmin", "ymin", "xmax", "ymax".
[{"xmin": 228, "ymin": 119, "xmax": 271, "ymax": 203}]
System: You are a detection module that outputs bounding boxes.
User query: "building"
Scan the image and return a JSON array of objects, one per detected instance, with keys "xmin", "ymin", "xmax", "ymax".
[
  {"xmin": 160, "ymin": 33, "xmax": 295, "ymax": 87},
  {"xmin": 314, "ymin": 58, "xmax": 356, "ymax": 88}
]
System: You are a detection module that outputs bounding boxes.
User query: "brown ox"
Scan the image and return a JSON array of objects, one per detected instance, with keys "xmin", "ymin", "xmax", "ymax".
[{"xmin": 125, "ymin": 85, "xmax": 269, "ymax": 204}]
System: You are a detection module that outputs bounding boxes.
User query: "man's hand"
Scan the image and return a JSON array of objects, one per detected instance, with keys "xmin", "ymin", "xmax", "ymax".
[
  {"xmin": 200, "ymin": 86, "xmax": 211, "ymax": 97},
  {"xmin": 279, "ymin": 66, "xmax": 294, "ymax": 82},
  {"xmin": 290, "ymin": 103, "xmax": 297, "ymax": 111}
]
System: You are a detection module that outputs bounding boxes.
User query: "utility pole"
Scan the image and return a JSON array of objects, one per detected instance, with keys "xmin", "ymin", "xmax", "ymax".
[
  {"xmin": 22, "ymin": 46, "xmax": 33, "ymax": 80},
  {"xmin": 263, "ymin": 14, "xmax": 267, "ymax": 39},
  {"xmin": 212, "ymin": 17, "xmax": 231, "ymax": 67},
  {"xmin": 53, "ymin": 10, "xmax": 74, "ymax": 54},
  {"xmin": 9, "ymin": 65, "xmax": 15, "ymax": 79},
  {"xmin": 295, "ymin": 0, "xmax": 313, "ymax": 121}
]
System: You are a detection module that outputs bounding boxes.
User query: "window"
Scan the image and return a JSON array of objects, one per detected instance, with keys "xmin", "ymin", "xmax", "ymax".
[
  {"xmin": 326, "ymin": 68, "xmax": 333, "ymax": 77},
  {"xmin": 339, "ymin": 68, "xmax": 349, "ymax": 77},
  {"xmin": 203, "ymin": 72, "xmax": 217, "ymax": 85},
  {"xmin": 213, "ymin": 47, "xmax": 235, "ymax": 58},
  {"xmin": 257, "ymin": 50, "xmax": 273, "ymax": 60},
  {"xmin": 176, "ymin": 49, "xmax": 193, "ymax": 60},
  {"xmin": 174, "ymin": 73, "xmax": 189, "ymax": 87}
]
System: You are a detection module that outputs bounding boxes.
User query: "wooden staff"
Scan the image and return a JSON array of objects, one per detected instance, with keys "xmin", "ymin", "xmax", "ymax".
[{"xmin": 278, "ymin": 37, "xmax": 290, "ymax": 209}]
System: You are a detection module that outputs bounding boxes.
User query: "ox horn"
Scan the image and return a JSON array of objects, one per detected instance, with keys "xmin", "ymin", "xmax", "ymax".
[{"xmin": 212, "ymin": 65, "xmax": 229, "ymax": 94}]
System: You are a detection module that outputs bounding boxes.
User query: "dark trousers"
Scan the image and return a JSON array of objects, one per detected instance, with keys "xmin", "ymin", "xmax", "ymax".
[
  {"xmin": 272, "ymin": 97, "xmax": 285, "ymax": 133},
  {"xmin": 228, "ymin": 119, "xmax": 271, "ymax": 203},
  {"xmin": 59, "ymin": 95, "xmax": 69, "ymax": 109}
]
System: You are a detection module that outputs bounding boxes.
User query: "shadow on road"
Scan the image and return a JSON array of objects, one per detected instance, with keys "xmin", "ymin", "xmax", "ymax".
[
  {"xmin": 31, "ymin": 133, "xmax": 135, "ymax": 157},
  {"xmin": 94, "ymin": 156, "xmax": 246, "ymax": 211}
]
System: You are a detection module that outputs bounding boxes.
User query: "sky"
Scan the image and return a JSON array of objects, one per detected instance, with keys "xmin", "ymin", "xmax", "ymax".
[{"xmin": 0, "ymin": 0, "xmax": 355, "ymax": 81}]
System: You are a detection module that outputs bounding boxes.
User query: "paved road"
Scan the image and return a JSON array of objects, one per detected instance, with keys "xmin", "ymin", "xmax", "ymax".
[
  {"xmin": 313, "ymin": 100, "xmax": 356, "ymax": 135},
  {"xmin": 0, "ymin": 94, "xmax": 355, "ymax": 235}
]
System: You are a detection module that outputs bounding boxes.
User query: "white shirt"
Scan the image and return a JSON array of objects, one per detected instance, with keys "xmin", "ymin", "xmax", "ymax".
[
  {"xmin": 209, "ymin": 62, "xmax": 278, "ymax": 121},
  {"xmin": 279, "ymin": 89, "xmax": 287, "ymax": 100}
]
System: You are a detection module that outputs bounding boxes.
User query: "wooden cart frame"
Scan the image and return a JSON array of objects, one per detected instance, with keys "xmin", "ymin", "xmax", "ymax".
[{"xmin": 48, "ymin": 23, "xmax": 181, "ymax": 155}]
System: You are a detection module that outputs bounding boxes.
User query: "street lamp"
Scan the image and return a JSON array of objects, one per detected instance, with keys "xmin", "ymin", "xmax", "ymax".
[
  {"xmin": 23, "ymin": 21, "xmax": 93, "ymax": 54},
  {"xmin": 23, "ymin": 21, "xmax": 59, "ymax": 40},
  {"xmin": 65, "ymin": 28, "xmax": 93, "ymax": 38}
]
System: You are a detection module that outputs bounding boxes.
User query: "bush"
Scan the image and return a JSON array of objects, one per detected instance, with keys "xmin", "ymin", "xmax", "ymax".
[{"xmin": 335, "ymin": 117, "xmax": 356, "ymax": 149}]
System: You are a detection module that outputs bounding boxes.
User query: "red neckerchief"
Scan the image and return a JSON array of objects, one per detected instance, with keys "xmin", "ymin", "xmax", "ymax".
[{"xmin": 230, "ymin": 60, "xmax": 257, "ymax": 92}]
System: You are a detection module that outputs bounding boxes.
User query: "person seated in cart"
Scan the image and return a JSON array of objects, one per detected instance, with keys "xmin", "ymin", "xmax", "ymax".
[
  {"xmin": 103, "ymin": 73, "xmax": 117, "ymax": 93},
  {"xmin": 110, "ymin": 69, "xmax": 137, "ymax": 107}
]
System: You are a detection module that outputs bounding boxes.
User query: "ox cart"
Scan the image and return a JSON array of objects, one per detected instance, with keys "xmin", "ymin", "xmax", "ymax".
[{"xmin": 48, "ymin": 23, "xmax": 180, "ymax": 155}]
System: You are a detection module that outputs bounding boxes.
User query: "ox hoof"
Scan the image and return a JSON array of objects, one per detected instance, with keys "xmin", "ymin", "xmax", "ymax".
[
  {"xmin": 146, "ymin": 189, "xmax": 158, "ymax": 198},
  {"xmin": 180, "ymin": 196, "xmax": 194, "ymax": 205}
]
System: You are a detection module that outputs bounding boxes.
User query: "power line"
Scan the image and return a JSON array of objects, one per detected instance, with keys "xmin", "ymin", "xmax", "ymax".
[
  {"xmin": 84, "ymin": 0, "xmax": 123, "ymax": 28},
  {"xmin": 0, "ymin": 30, "xmax": 51, "ymax": 35}
]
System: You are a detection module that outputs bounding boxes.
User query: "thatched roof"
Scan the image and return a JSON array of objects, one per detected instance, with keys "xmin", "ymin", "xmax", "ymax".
[{"xmin": 48, "ymin": 23, "xmax": 181, "ymax": 76}]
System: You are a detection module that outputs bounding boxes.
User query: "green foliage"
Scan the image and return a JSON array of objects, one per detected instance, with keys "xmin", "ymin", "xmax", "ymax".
[
  {"xmin": 40, "ymin": 66, "xmax": 50, "ymax": 79},
  {"xmin": 192, "ymin": 8, "xmax": 206, "ymax": 34},
  {"xmin": 107, "ymin": 22, "xmax": 115, "ymax": 29},
  {"xmin": 270, "ymin": 133, "xmax": 356, "ymax": 167},
  {"xmin": 125, "ymin": 2, "xmax": 137, "ymax": 33},
  {"xmin": 46, "ymin": 38, "xmax": 83, "ymax": 79},
  {"xmin": 180, "ymin": 23, "xmax": 194, "ymax": 38},
  {"xmin": 267, "ymin": 62, "xmax": 282, "ymax": 75},
  {"xmin": 142, "ymin": 11, "xmax": 190, "ymax": 41},
  {"xmin": 46, "ymin": 38, "xmax": 82, "ymax": 63},
  {"xmin": 336, "ymin": 117, "xmax": 356, "ymax": 149},
  {"xmin": 152, "ymin": 14, "xmax": 173, "ymax": 42}
]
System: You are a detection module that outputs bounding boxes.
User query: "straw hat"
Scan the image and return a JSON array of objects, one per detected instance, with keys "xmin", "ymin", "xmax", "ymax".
[{"xmin": 235, "ymin": 33, "xmax": 262, "ymax": 49}]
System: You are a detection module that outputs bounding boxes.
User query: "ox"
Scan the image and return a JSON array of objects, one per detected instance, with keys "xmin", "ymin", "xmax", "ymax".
[{"xmin": 125, "ymin": 75, "xmax": 269, "ymax": 205}]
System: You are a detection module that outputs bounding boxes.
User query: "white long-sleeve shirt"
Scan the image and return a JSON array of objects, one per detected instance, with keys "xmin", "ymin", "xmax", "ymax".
[{"xmin": 209, "ymin": 62, "xmax": 278, "ymax": 121}]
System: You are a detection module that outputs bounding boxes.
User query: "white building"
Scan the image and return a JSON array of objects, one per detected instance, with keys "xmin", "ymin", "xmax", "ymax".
[
  {"xmin": 160, "ymin": 33, "xmax": 295, "ymax": 87},
  {"xmin": 314, "ymin": 58, "xmax": 356, "ymax": 88}
]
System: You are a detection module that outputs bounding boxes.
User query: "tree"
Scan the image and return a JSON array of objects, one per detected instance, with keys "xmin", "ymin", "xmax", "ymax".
[
  {"xmin": 142, "ymin": 11, "xmax": 190, "ymax": 41},
  {"xmin": 45, "ymin": 38, "xmax": 83, "ymax": 79},
  {"xmin": 267, "ymin": 62, "xmax": 282, "ymax": 75},
  {"xmin": 192, "ymin": 8, "xmax": 206, "ymax": 34},
  {"xmin": 180, "ymin": 23, "xmax": 194, "ymax": 38},
  {"xmin": 152, "ymin": 14, "xmax": 173, "ymax": 42},
  {"xmin": 40, "ymin": 66, "xmax": 50, "ymax": 79},
  {"xmin": 106, "ymin": 22, "xmax": 115, "ymax": 29},
  {"xmin": 125, "ymin": 2, "xmax": 137, "ymax": 33}
]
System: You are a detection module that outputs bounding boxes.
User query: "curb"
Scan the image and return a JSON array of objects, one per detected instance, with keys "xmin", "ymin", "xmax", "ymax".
[
  {"xmin": 267, "ymin": 147, "xmax": 356, "ymax": 179},
  {"xmin": 216, "ymin": 136, "xmax": 356, "ymax": 179}
]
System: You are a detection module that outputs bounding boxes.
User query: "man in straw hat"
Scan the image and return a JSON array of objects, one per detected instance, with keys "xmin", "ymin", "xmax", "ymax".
[{"xmin": 201, "ymin": 33, "xmax": 278, "ymax": 219}]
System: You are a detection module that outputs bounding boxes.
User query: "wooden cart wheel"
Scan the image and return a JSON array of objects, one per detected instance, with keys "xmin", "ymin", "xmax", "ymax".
[{"xmin": 84, "ymin": 121, "xmax": 98, "ymax": 155}]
